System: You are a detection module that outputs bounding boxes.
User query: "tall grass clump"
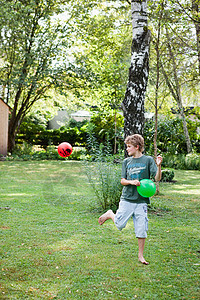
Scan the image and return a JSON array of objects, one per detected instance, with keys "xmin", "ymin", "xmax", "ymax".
[
  {"xmin": 85, "ymin": 127, "xmax": 123, "ymax": 212},
  {"xmin": 85, "ymin": 161, "xmax": 122, "ymax": 212}
]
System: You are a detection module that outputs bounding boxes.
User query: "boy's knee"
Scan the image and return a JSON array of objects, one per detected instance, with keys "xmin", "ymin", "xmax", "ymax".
[{"xmin": 114, "ymin": 214, "xmax": 127, "ymax": 231}]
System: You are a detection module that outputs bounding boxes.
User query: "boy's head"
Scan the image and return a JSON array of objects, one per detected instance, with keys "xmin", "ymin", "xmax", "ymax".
[{"xmin": 125, "ymin": 134, "xmax": 144, "ymax": 152}]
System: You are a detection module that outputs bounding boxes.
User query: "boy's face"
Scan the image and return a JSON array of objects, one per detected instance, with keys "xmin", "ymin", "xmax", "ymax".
[{"xmin": 126, "ymin": 143, "xmax": 139, "ymax": 156}]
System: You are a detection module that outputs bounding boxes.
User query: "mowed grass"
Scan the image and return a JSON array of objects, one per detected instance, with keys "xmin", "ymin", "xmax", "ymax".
[{"xmin": 0, "ymin": 161, "xmax": 199, "ymax": 299}]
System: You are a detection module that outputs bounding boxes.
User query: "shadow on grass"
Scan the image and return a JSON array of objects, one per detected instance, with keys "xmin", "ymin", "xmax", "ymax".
[{"xmin": 148, "ymin": 203, "xmax": 171, "ymax": 216}]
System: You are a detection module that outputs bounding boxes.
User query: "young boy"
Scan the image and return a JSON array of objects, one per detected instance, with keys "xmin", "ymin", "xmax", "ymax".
[{"xmin": 98, "ymin": 134, "xmax": 163, "ymax": 265}]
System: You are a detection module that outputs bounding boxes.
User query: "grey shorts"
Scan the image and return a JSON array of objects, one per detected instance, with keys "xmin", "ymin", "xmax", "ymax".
[{"xmin": 114, "ymin": 200, "xmax": 148, "ymax": 238}]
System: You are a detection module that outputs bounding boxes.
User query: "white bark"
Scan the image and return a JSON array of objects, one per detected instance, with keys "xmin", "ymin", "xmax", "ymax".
[{"xmin": 122, "ymin": 0, "xmax": 150, "ymax": 140}]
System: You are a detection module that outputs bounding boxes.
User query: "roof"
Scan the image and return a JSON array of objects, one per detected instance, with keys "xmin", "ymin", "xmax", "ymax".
[
  {"xmin": 71, "ymin": 110, "xmax": 91, "ymax": 117},
  {"xmin": 0, "ymin": 98, "xmax": 12, "ymax": 110}
]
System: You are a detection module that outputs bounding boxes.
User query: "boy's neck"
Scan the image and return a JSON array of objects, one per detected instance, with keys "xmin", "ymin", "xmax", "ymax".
[{"xmin": 132, "ymin": 151, "xmax": 143, "ymax": 158}]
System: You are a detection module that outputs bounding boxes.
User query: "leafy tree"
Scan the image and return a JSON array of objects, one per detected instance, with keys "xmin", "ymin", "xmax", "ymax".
[
  {"xmin": 172, "ymin": 0, "xmax": 200, "ymax": 75},
  {"xmin": 2, "ymin": 0, "xmax": 199, "ymax": 156},
  {"xmin": 147, "ymin": 0, "xmax": 200, "ymax": 154},
  {"xmin": 60, "ymin": 1, "xmax": 131, "ymax": 111},
  {"xmin": 162, "ymin": 26, "xmax": 192, "ymax": 153},
  {"xmin": 0, "ymin": 0, "xmax": 73, "ymax": 152},
  {"xmin": 191, "ymin": 0, "xmax": 200, "ymax": 75},
  {"xmin": 144, "ymin": 116, "xmax": 199, "ymax": 155}
]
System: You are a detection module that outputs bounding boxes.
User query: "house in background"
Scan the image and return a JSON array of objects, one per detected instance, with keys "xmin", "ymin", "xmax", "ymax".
[
  {"xmin": 70, "ymin": 110, "xmax": 91, "ymax": 122},
  {"xmin": 0, "ymin": 98, "xmax": 11, "ymax": 156}
]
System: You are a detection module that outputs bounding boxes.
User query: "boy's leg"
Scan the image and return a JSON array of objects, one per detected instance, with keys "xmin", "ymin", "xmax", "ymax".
[
  {"xmin": 98, "ymin": 209, "xmax": 115, "ymax": 225},
  {"xmin": 133, "ymin": 204, "xmax": 149, "ymax": 265},
  {"xmin": 99, "ymin": 201, "xmax": 135, "ymax": 229},
  {"xmin": 98, "ymin": 201, "xmax": 134, "ymax": 228},
  {"xmin": 138, "ymin": 238, "xmax": 149, "ymax": 265}
]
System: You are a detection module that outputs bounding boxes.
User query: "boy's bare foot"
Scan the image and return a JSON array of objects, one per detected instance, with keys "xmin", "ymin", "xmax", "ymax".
[
  {"xmin": 98, "ymin": 209, "xmax": 115, "ymax": 225},
  {"xmin": 138, "ymin": 256, "xmax": 149, "ymax": 265}
]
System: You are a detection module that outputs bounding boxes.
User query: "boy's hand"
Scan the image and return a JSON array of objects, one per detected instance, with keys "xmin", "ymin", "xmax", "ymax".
[
  {"xmin": 130, "ymin": 180, "xmax": 140, "ymax": 186},
  {"xmin": 156, "ymin": 155, "xmax": 163, "ymax": 166}
]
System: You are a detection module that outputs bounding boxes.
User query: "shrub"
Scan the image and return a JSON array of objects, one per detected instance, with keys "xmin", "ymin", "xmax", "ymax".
[
  {"xmin": 85, "ymin": 161, "xmax": 122, "ymax": 212},
  {"xmin": 144, "ymin": 116, "xmax": 200, "ymax": 155},
  {"xmin": 85, "ymin": 123, "xmax": 115, "ymax": 161},
  {"xmin": 16, "ymin": 118, "xmax": 87, "ymax": 148},
  {"xmin": 162, "ymin": 153, "xmax": 200, "ymax": 170},
  {"xmin": 8, "ymin": 143, "xmax": 88, "ymax": 162},
  {"xmin": 85, "ymin": 112, "xmax": 124, "ymax": 154},
  {"xmin": 161, "ymin": 169, "xmax": 175, "ymax": 182},
  {"xmin": 185, "ymin": 152, "xmax": 200, "ymax": 170},
  {"xmin": 84, "ymin": 131, "xmax": 123, "ymax": 212},
  {"xmin": 69, "ymin": 147, "xmax": 87, "ymax": 161},
  {"xmin": 12, "ymin": 142, "xmax": 34, "ymax": 156}
]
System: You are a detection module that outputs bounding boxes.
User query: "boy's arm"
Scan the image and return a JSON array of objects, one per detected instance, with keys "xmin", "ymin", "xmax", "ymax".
[
  {"xmin": 155, "ymin": 155, "xmax": 163, "ymax": 182},
  {"xmin": 121, "ymin": 178, "xmax": 140, "ymax": 186},
  {"xmin": 121, "ymin": 159, "xmax": 140, "ymax": 186}
]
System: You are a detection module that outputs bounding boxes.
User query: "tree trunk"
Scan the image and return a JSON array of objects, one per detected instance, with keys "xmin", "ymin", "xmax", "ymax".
[
  {"xmin": 122, "ymin": 0, "xmax": 151, "ymax": 144},
  {"xmin": 164, "ymin": 27, "xmax": 192, "ymax": 153},
  {"xmin": 154, "ymin": 0, "xmax": 164, "ymax": 194},
  {"xmin": 114, "ymin": 109, "xmax": 117, "ymax": 154},
  {"xmin": 8, "ymin": 113, "xmax": 20, "ymax": 153},
  {"xmin": 192, "ymin": 0, "xmax": 200, "ymax": 75},
  {"xmin": 8, "ymin": 130, "xmax": 16, "ymax": 153},
  {"xmin": 154, "ymin": 41, "xmax": 159, "ymax": 193},
  {"xmin": 177, "ymin": 101, "xmax": 192, "ymax": 154}
]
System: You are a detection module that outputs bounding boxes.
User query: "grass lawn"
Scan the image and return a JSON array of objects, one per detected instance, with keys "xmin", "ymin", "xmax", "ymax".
[{"xmin": 0, "ymin": 161, "xmax": 199, "ymax": 299}]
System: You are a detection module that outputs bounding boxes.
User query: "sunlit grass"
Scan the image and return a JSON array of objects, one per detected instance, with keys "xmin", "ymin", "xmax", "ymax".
[{"xmin": 0, "ymin": 161, "xmax": 200, "ymax": 299}]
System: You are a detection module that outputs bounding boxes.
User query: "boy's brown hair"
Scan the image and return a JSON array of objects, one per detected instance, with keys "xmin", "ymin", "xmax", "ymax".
[{"xmin": 125, "ymin": 134, "xmax": 144, "ymax": 152}]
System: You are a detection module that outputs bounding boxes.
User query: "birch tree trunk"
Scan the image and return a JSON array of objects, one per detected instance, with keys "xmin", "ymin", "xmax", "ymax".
[{"xmin": 122, "ymin": 0, "xmax": 151, "ymax": 142}]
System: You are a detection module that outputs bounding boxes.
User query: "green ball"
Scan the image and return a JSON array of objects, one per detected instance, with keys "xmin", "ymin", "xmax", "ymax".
[{"xmin": 137, "ymin": 179, "xmax": 156, "ymax": 198}]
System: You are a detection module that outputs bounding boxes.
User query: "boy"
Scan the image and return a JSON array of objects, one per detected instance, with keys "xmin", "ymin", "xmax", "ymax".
[{"xmin": 98, "ymin": 134, "xmax": 163, "ymax": 265}]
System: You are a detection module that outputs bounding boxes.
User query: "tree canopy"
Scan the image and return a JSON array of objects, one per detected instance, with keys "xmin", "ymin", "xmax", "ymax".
[{"xmin": 0, "ymin": 0, "xmax": 199, "ymax": 152}]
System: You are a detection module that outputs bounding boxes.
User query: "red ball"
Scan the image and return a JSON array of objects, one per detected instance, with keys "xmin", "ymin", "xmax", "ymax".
[{"xmin": 58, "ymin": 142, "xmax": 73, "ymax": 158}]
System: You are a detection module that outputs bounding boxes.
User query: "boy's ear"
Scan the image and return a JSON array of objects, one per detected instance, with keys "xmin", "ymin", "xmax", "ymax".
[{"xmin": 136, "ymin": 145, "xmax": 139, "ymax": 150}]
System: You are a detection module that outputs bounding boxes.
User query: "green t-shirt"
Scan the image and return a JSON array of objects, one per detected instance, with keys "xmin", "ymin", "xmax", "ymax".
[{"xmin": 121, "ymin": 155, "xmax": 157, "ymax": 204}]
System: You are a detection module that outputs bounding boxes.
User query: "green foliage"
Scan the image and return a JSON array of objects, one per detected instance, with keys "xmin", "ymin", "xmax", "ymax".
[
  {"xmin": 2, "ymin": 0, "xmax": 199, "ymax": 154},
  {"xmin": 160, "ymin": 169, "xmax": 175, "ymax": 182},
  {"xmin": 162, "ymin": 153, "xmax": 200, "ymax": 170},
  {"xmin": 69, "ymin": 147, "xmax": 87, "ymax": 161},
  {"xmin": 0, "ymin": 0, "xmax": 78, "ymax": 151},
  {"xmin": 63, "ymin": 1, "xmax": 131, "ymax": 109},
  {"xmin": 85, "ymin": 161, "xmax": 122, "ymax": 212},
  {"xmin": 85, "ymin": 123, "xmax": 101, "ymax": 160},
  {"xmin": 185, "ymin": 152, "xmax": 200, "ymax": 170},
  {"xmin": 144, "ymin": 116, "xmax": 200, "ymax": 155},
  {"xmin": 8, "ymin": 143, "xmax": 87, "ymax": 161},
  {"xmin": 84, "ymin": 119, "xmax": 124, "ymax": 162},
  {"xmin": 67, "ymin": 118, "xmax": 88, "ymax": 130},
  {"xmin": 84, "ymin": 126, "xmax": 123, "ymax": 211},
  {"xmin": 16, "ymin": 111, "xmax": 124, "ymax": 154},
  {"xmin": 15, "ymin": 113, "xmax": 200, "ymax": 171},
  {"xmin": 16, "ymin": 118, "xmax": 88, "ymax": 148},
  {"xmin": 87, "ymin": 112, "xmax": 124, "ymax": 153}
]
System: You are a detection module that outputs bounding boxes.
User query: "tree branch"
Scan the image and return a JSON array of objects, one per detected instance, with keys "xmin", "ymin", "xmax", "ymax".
[{"xmin": 171, "ymin": 0, "xmax": 200, "ymax": 24}]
